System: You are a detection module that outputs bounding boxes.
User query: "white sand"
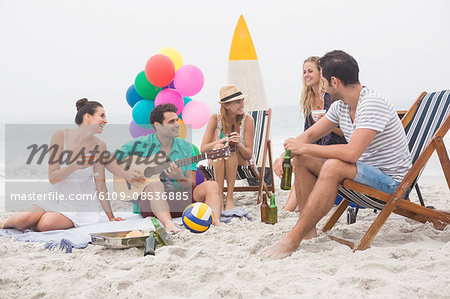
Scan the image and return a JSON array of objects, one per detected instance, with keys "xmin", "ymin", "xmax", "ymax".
[{"xmin": 0, "ymin": 177, "xmax": 449, "ymax": 298}]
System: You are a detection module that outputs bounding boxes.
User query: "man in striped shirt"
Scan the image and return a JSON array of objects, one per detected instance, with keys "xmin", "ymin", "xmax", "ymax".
[{"xmin": 262, "ymin": 50, "xmax": 412, "ymax": 259}]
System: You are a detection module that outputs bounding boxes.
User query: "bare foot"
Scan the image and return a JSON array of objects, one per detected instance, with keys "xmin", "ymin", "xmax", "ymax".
[
  {"xmin": 304, "ymin": 228, "xmax": 317, "ymax": 240},
  {"xmin": 282, "ymin": 206, "xmax": 296, "ymax": 212},
  {"xmin": 0, "ymin": 220, "xmax": 4, "ymax": 229},
  {"xmin": 214, "ymin": 221, "xmax": 226, "ymax": 227},
  {"xmin": 164, "ymin": 222, "xmax": 181, "ymax": 234},
  {"xmin": 260, "ymin": 238, "xmax": 299, "ymax": 260},
  {"xmin": 224, "ymin": 201, "xmax": 235, "ymax": 211}
]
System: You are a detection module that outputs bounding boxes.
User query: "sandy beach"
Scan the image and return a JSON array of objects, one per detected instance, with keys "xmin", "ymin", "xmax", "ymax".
[
  {"xmin": 1, "ymin": 174, "xmax": 449, "ymax": 298},
  {"xmin": 1, "ymin": 1, "xmax": 449, "ymax": 296}
]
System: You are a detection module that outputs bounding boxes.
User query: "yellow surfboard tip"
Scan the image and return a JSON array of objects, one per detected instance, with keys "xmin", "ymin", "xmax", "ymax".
[{"xmin": 229, "ymin": 15, "xmax": 258, "ymax": 61}]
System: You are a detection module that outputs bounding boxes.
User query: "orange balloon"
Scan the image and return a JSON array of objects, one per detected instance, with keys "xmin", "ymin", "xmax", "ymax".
[{"xmin": 178, "ymin": 118, "xmax": 187, "ymax": 139}]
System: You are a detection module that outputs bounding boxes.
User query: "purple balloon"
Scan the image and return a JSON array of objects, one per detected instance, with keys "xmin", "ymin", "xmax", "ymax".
[
  {"xmin": 162, "ymin": 81, "xmax": 175, "ymax": 90},
  {"xmin": 173, "ymin": 65, "xmax": 204, "ymax": 97},
  {"xmin": 155, "ymin": 88, "xmax": 184, "ymax": 115},
  {"xmin": 129, "ymin": 120, "xmax": 155, "ymax": 138},
  {"xmin": 195, "ymin": 168, "xmax": 205, "ymax": 186}
]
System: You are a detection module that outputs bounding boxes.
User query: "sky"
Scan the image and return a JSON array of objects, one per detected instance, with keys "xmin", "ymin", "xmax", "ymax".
[{"xmin": 1, "ymin": 0, "xmax": 449, "ymax": 123}]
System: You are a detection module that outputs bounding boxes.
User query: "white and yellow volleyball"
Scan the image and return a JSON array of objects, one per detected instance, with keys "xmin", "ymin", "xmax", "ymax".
[{"xmin": 182, "ymin": 202, "xmax": 214, "ymax": 233}]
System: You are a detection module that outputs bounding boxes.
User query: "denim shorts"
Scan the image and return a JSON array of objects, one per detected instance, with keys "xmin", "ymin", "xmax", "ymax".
[{"xmin": 353, "ymin": 162, "xmax": 401, "ymax": 195}]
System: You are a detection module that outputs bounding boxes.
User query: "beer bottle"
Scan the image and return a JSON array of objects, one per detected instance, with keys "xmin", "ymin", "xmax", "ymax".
[
  {"xmin": 280, "ymin": 150, "xmax": 292, "ymax": 190},
  {"xmin": 268, "ymin": 193, "xmax": 278, "ymax": 224},
  {"xmin": 144, "ymin": 231, "xmax": 156, "ymax": 256},
  {"xmin": 260, "ymin": 193, "xmax": 269, "ymax": 223},
  {"xmin": 229, "ymin": 124, "xmax": 236, "ymax": 152},
  {"xmin": 151, "ymin": 217, "xmax": 173, "ymax": 246}
]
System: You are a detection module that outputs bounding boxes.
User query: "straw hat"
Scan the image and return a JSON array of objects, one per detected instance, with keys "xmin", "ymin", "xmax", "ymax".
[{"xmin": 218, "ymin": 84, "xmax": 245, "ymax": 104}]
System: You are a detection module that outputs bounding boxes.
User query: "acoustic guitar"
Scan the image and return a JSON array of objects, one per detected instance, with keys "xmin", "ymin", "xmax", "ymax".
[{"xmin": 113, "ymin": 146, "xmax": 231, "ymax": 201}]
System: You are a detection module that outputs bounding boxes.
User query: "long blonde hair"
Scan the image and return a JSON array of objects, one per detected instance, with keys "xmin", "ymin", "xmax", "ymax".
[
  {"xmin": 300, "ymin": 56, "xmax": 325, "ymax": 117},
  {"xmin": 220, "ymin": 103, "xmax": 244, "ymax": 134}
]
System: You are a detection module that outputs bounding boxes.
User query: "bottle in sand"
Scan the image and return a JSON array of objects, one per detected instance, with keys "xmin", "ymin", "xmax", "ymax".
[
  {"xmin": 144, "ymin": 231, "xmax": 156, "ymax": 256},
  {"xmin": 260, "ymin": 193, "xmax": 269, "ymax": 223},
  {"xmin": 268, "ymin": 193, "xmax": 278, "ymax": 224},
  {"xmin": 151, "ymin": 217, "xmax": 173, "ymax": 246},
  {"xmin": 280, "ymin": 150, "xmax": 292, "ymax": 190}
]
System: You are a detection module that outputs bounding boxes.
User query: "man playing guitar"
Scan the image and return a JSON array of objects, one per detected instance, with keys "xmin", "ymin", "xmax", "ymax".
[{"xmin": 115, "ymin": 104, "xmax": 225, "ymax": 233}]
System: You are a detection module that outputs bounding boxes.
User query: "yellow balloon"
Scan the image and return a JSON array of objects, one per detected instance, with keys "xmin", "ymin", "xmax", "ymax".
[
  {"xmin": 158, "ymin": 47, "xmax": 183, "ymax": 71},
  {"xmin": 178, "ymin": 118, "xmax": 187, "ymax": 139}
]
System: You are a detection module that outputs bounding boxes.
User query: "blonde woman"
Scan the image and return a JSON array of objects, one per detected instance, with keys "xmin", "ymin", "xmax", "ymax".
[
  {"xmin": 201, "ymin": 85, "xmax": 254, "ymax": 210},
  {"xmin": 278, "ymin": 56, "xmax": 347, "ymax": 211}
]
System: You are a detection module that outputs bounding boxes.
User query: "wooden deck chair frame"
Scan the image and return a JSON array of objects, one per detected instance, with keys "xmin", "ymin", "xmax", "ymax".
[
  {"xmin": 322, "ymin": 90, "xmax": 450, "ymax": 251},
  {"xmin": 199, "ymin": 109, "xmax": 275, "ymax": 203},
  {"xmin": 346, "ymin": 109, "xmax": 429, "ymax": 225}
]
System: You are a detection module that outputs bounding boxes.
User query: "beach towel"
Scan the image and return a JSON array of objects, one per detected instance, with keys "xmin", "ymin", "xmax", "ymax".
[
  {"xmin": 220, "ymin": 207, "xmax": 254, "ymax": 224},
  {"xmin": 0, "ymin": 212, "xmax": 154, "ymax": 253}
]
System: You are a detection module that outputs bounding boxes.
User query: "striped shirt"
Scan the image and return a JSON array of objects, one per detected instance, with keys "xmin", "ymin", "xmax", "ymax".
[{"xmin": 326, "ymin": 87, "xmax": 412, "ymax": 182}]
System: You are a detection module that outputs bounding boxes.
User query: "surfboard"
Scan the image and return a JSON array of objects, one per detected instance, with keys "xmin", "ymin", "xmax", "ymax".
[{"xmin": 227, "ymin": 15, "xmax": 268, "ymax": 111}]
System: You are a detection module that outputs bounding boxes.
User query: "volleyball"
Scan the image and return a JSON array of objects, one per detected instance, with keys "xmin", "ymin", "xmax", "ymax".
[{"xmin": 182, "ymin": 202, "xmax": 214, "ymax": 233}]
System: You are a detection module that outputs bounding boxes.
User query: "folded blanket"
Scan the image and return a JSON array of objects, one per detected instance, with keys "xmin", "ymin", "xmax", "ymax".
[
  {"xmin": 220, "ymin": 207, "xmax": 254, "ymax": 224},
  {"xmin": 0, "ymin": 212, "xmax": 155, "ymax": 253}
]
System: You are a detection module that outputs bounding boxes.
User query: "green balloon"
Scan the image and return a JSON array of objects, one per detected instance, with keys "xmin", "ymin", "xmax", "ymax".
[
  {"xmin": 134, "ymin": 71, "xmax": 161, "ymax": 99},
  {"xmin": 192, "ymin": 144, "xmax": 200, "ymax": 156},
  {"xmin": 192, "ymin": 144, "xmax": 201, "ymax": 165}
]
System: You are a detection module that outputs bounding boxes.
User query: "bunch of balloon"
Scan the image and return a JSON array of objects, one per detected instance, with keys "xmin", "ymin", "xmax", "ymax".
[{"xmin": 125, "ymin": 47, "xmax": 211, "ymax": 139}]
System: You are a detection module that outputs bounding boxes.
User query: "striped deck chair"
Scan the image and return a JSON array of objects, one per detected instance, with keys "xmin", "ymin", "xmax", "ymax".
[
  {"xmin": 346, "ymin": 109, "xmax": 428, "ymax": 224},
  {"xmin": 322, "ymin": 90, "xmax": 450, "ymax": 251},
  {"xmin": 199, "ymin": 109, "xmax": 275, "ymax": 203}
]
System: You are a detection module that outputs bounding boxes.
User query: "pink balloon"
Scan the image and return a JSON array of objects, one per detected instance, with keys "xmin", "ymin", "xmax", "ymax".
[
  {"xmin": 129, "ymin": 120, "xmax": 155, "ymax": 138},
  {"xmin": 173, "ymin": 65, "xmax": 204, "ymax": 97},
  {"xmin": 154, "ymin": 88, "xmax": 184, "ymax": 115},
  {"xmin": 181, "ymin": 100, "xmax": 210, "ymax": 129}
]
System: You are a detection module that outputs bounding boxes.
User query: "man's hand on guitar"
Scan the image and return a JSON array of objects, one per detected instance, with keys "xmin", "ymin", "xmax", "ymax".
[{"xmin": 164, "ymin": 162, "xmax": 184, "ymax": 180}]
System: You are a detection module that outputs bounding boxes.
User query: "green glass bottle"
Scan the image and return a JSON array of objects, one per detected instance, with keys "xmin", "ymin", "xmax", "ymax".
[
  {"xmin": 260, "ymin": 193, "xmax": 269, "ymax": 224},
  {"xmin": 280, "ymin": 150, "xmax": 292, "ymax": 190},
  {"xmin": 151, "ymin": 217, "xmax": 173, "ymax": 246},
  {"xmin": 268, "ymin": 194, "xmax": 278, "ymax": 224}
]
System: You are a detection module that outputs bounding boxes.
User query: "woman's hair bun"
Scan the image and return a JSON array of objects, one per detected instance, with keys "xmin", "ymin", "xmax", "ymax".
[{"xmin": 76, "ymin": 98, "xmax": 89, "ymax": 111}]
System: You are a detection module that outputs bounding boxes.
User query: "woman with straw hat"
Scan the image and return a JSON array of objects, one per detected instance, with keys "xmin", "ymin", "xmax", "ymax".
[{"xmin": 201, "ymin": 84, "xmax": 254, "ymax": 210}]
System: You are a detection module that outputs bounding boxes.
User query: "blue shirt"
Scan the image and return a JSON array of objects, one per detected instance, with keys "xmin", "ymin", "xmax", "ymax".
[{"xmin": 115, "ymin": 133, "xmax": 196, "ymax": 214}]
